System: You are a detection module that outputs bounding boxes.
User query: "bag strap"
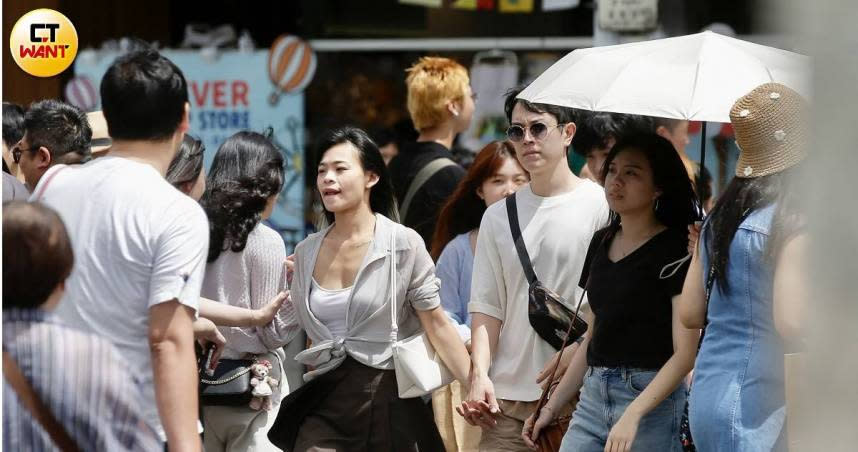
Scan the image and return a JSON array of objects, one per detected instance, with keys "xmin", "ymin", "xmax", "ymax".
[
  {"xmin": 531, "ymin": 229, "xmax": 612, "ymax": 419},
  {"xmin": 684, "ymin": 248, "xmax": 717, "ymax": 392},
  {"xmin": 533, "ymin": 281, "xmax": 589, "ymax": 417},
  {"xmin": 505, "ymin": 193, "xmax": 537, "ymax": 285},
  {"xmin": 697, "ymin": 264, "xmax": 716, "ymax": 347},
  {"xmin": 399, "ymin": 158, "xmax": 456, "ymax": 221},
  {"xmin": 3, "ymin": 350, "xmax": 80, "ymax": 452},
  {"xmin": 389, "ymin": 226, "xmax": 399, "ymax": 343}
]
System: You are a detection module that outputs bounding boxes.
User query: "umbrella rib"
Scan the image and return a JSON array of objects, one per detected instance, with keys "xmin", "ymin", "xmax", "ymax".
[
  {"xmin": 686, "ymin": 60, "xmax": 702, "ymax": 120},
  {"xmin": 683, "ymin": 33, "xmax": 715, "ymax": 121}
]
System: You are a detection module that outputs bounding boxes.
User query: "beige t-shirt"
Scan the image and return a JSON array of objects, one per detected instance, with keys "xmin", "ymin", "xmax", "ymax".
[{"xmin": 469, "ymin": 181, "xmax": 609, "ymax": 402}]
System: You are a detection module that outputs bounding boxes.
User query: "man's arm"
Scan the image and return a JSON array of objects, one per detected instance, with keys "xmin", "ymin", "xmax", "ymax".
[
  {"xmin": 458, "ymin": 313, "xmax": 502, "ymax": 429},
  {"xmin": 149, "ymin": 300, "xmax": 201, "ymax": 452},
  {"xmin": 460, "ymin": 212, "xmax": 507, "ymax": 428}
]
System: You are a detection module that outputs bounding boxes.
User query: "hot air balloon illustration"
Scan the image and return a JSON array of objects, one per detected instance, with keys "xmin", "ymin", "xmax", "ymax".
[
  {"xmin": 267, "ymin": 35, "xmax": 317, "ymax": 105},
  {"xmin": 64, "ymin": 76, "xmax": 99, "ymax": 111}
]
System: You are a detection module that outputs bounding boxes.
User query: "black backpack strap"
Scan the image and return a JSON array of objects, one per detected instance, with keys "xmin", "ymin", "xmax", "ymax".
[{"xmin": 505, "ymin": 194, "xmax": 537, "ymax": 285}]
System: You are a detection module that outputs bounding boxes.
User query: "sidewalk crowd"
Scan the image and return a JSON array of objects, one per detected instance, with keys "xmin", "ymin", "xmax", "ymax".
[{"xmin": 2, "ymin": 47, "xmax": 806, "ymax": 452}]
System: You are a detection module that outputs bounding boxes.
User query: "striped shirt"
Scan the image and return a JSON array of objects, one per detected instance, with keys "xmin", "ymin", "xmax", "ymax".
[{"xmin": 3, "ymin": 308, "xmax": 161, "ymax": 451}]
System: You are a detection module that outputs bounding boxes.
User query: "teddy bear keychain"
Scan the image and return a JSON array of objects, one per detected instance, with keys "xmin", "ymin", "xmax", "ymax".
[{"xmin": 249, "ymin": 360, "xmax": 279, "ymax": 411}]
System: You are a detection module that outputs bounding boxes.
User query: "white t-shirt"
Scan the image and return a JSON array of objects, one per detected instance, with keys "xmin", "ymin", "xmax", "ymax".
[
  {"xmin": 468, "ymin": 181, "xmax": 609, "ymax": 402},
  {"xmin": 32, "ymin": 157, "xmax": 209, "ymax": 439}
]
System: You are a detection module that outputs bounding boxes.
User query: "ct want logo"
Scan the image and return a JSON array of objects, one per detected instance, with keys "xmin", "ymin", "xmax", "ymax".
[{"xmin": 9, "ymin": 9, "xmax": 78, "ymax": 77}]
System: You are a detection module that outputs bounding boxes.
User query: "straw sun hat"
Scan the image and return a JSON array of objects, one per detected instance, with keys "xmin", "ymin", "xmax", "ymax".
[{"xmin": 729, "ymin": 82, "xmax": 808, "ymax": 178}]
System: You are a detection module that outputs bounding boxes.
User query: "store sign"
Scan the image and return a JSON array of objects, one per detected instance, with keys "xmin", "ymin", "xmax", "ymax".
[
  {"xmin": 597, "ymin": 0, "xmax": 658, "ymax": 33},
  {"xmin": 74, "ymin": 49, "xmax": 307, "ymax": 249}
]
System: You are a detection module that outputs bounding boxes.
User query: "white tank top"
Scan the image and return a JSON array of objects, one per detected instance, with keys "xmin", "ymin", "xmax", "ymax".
[{"xmin": 309, "ymin": 278, "xmax": 352, "ymax": 338}]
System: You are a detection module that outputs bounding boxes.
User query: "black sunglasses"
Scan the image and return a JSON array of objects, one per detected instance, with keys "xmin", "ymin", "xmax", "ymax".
[
  {"xmin": 11, "ymin": 145, "xmax": 38, "ymax": 164},
  {"xmin": 506, "ymin": 122, "xmax": 565, "ymax": 143}
]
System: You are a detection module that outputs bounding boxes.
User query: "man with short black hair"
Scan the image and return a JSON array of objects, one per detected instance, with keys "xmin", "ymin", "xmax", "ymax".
[
  {"xmin": 33, "ymin": 48, "xmax": 207, "ymax": 452},
  {"xmin": 572, "ymin": 111, "xmax": 652, "ymax": 183},
  {"xmin": 16, "ymin": 99, "xmax": 92, "ymax": 191},
  {"xmin": 462, "ymin": 87, "xmax": 609, "ymax": 451}
]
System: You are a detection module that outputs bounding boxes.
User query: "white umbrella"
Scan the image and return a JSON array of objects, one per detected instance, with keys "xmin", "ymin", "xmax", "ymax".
[
  {"xmin": 518, "ymin": 31, "xmax": 811, "ymax": 124},
  {"xmin": 518, "ymin": 31, "xmax": 810, "ymax": 202}
]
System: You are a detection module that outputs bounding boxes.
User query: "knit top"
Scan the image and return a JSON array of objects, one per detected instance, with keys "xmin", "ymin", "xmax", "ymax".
[{"xmin": 201, "ymin": 223, "xmax": 301, "ymax": 359}]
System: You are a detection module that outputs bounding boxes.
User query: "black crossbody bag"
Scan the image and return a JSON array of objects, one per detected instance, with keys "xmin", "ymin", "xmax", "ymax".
[
  {"xmin": 199, "ymin": 358, "xmax": 257, "ymax": 406},
  {"xmin": 506, "ymin": 193, "xmax": 588, "ymax": 350},
  {"xmin": 197, "ymin": 347, "xmax": 282, "ymax": 407}
]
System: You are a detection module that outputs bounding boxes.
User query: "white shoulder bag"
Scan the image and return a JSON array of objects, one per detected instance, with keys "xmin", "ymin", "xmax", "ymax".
[{"xmin": 389, "ymin": 226, "xmax": 454, "ymax": 398}]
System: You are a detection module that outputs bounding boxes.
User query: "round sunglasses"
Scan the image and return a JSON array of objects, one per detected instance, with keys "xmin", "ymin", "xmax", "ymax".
[{"xmin": 505, "ymin": 122, "xmax": 565, "ymax": 143}]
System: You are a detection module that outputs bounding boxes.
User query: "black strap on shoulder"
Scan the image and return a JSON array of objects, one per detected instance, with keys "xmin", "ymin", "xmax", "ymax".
[
  {"xmin": 695, "ymin": 262, "xmax": 717, "ymax": 353},
  {"xmin": 703, "ymin": 264, "xmax": 716, "ymax": 327},
  {"xmin": 505, "ymin": 194, "xmax": 537, "ymax": 285}
]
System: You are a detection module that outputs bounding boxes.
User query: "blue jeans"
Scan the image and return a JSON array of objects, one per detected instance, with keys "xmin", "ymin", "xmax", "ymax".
[{"xmin": 560, "ymin": 367, "xmax": 686, "ymax": 452}]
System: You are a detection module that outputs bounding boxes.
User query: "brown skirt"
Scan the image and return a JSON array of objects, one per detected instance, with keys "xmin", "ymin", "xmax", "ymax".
[{"xmin": 269, "ymin": 357, "xmax": 444, "ymax": 452}]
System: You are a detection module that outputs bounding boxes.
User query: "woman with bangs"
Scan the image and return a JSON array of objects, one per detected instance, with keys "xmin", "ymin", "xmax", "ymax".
[
  {"xmin": 431, "ymin": 140, "xmax": 529, "ymax": 330},
  {"xmin": 429, "ymin": 140, "xmax": 529, "ymax": 451}
]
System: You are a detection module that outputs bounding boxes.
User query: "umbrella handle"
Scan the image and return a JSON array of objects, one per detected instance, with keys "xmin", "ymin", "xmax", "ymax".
[
  {"xmin": 696, "ymin": 122, "xmax": 708, "ymax": 220},
  {"xmin": 699, "ymin": 122, "xmax": 707, "ymax": 176}
]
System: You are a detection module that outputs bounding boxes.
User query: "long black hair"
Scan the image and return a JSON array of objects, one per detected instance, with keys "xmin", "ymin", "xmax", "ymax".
[
  {"xmin": 202, "ymin": 131, "xmax": 284, "ymax": 262},
  {"xmin": 166, "ymin": 134, "xmax": 205, "ymax": 189},
  {"xmin": 601, "ymin": 133, "xmax": 700, "ymax": 234},
  {"xmin": 315, "ymin": 126, "xmax": 397, "ymax": 225},
  {"xmin": 704, "ymin": 167, "xmax": 803, "ymax": 291}
]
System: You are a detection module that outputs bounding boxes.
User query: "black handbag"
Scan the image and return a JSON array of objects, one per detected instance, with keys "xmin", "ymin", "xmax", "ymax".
[
  {"xmin": 199, "ymin": 358, "xmax": 256, "ymax": 406},
  {"xmin": 506, "ymin": 194, "xmax": 588, "ymax": 350}
]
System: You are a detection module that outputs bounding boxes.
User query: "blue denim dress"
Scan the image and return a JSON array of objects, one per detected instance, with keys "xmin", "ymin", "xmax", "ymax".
[{"xmin": 689, "ymin": 204, "xmax": 787, "ymax": 451}]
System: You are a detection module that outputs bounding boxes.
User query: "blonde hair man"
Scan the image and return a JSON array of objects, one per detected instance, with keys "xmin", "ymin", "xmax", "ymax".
[
  {"xmin": 389, "ymin": 57, "xmax": 475, "ymax": 247},
  {"xmin": 406, "ymin": 56, "xmax": 473, "ymax": 132}
]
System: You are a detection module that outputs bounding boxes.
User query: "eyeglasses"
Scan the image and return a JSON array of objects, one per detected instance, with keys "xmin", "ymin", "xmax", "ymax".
[
  {"xmin": 506, "ymin": 122, "xmax": 565, "ymax": 143},
  {"xmin": 11, "ymin": 144, "xmax": 37, "ymax": 164}
]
